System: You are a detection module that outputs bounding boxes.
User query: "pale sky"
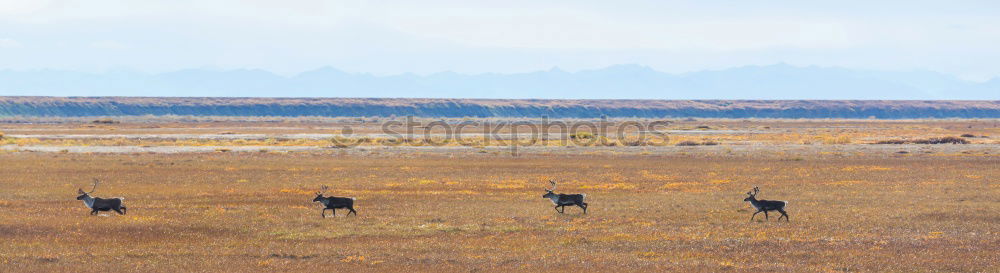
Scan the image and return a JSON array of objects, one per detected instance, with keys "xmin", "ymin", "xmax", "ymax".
[{"xmin": 1, "ymin": 0, "xmax": 999, "ymax": 80}]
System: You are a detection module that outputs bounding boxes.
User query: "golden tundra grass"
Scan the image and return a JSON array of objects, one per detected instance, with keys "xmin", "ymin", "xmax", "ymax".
[
  {"xmin": 0, "ymin": 151, "xmax": 997, "ymax": 272},
  {"xmin": 2, "ymin": 119, "xmax": 998, "ymax": 147}
]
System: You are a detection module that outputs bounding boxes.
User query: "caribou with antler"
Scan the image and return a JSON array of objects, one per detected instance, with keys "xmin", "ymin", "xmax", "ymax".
[
  {"xmin": 542, "ymin": 180, "xmax": 588, "ymax": 214},
  {"xmin": 743, "ymin": 186, "xmax": 788, "ymax": 222},
  {"xmin": 76, "ymin": 179, "xmax": 127, "ymax": 215},
  {"xmin": 313, "ymin": 185, "xmax": 357, "ymax": 218}
]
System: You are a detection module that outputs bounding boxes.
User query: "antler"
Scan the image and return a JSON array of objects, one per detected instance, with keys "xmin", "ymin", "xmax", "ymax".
[
  {"xmin": 318, "ymin": 185, "xmax": 329, "ymax": 195},
  {"xmin": 547, "ymin": 180, "xmax": 557, "ymax": 191},
  {"xmin": 753, "ymin": 186, "xmax": 760, "ymax": 196},
  {"xmin": 87, "ymin": 178, "xmax": 100, "ymax": 194}
]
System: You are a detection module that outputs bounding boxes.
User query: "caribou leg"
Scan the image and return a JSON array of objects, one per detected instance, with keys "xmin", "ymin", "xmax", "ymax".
[
  {"xmin": 777, "ymin": 209, "xmax": 789, "ymax": 221},
  {"xmin": 348, "ymin": 207, "xmax": 357, "ymax": 216},
  {"xmin": 321, "ymin": 209, "xmax": 327, "ymax": 218},
  {"xmin": 750, "ymin": 210, "xmax": 761, "ymax": 222},
  {"xmin": 763, "ymin": 210, "xmax": 770, "ymax": 220},
  {"xmin": 112, "ymin": 208, "xmax": 124, "ymax": 215}
]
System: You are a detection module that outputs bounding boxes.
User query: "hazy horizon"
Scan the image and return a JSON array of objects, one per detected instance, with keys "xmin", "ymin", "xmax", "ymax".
[
  {"xmin": 0, "ymin": 63, "xmax": 996, "ymax": 99},
  {"xmin": 0, "ymin": 62, "xmax": 993, "ymax": 82},
  {"xmin": 1, "ymin": 0, "xmax": 998, "ymax": 99}
]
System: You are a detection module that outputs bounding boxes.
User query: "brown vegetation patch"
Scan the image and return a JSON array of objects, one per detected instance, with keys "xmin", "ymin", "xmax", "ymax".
[{"xmin": 877, "ymin": 136, "xmax": 970, "ymax": 144}]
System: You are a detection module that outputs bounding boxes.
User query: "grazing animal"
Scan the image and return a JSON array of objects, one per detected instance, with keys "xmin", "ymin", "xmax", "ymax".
[
  {"xmin": 312, "ymin": 185, "xmax": 357, "ymax": 218},
  {"xmin": 542, "ymin": 180, "xmax": 588, "ymax": 214},
  {"xmin": 76, "ymin": 179, "xmax": 127, "ymax": 215},
  {"xmin": 743, "ymin": 186, "xmax": 788, "ymax": 222}
]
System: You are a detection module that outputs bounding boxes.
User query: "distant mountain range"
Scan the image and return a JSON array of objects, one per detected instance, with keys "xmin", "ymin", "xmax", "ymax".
[
  {"xmin": 1, "ymin": 97, "xmax": 997, "ymax": 119},
  {"xmin": 0, "ymin": 64, "xmax": 996, "ymax": 100}
]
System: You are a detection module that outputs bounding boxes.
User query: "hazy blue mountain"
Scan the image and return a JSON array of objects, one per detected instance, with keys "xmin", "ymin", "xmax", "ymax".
[{"xmin": 0, "ymin": 64, "xmax": 996, "ymax": 99}]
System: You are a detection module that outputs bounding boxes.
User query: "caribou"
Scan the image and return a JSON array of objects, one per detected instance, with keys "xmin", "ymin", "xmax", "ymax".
[
  {"xmin": 743, "ymin": 186, "xmax": 788, "ymax": 222},
  {"xmin": 542, "ymin": 180, "xmax": 588, "ymax": 214},
  {"xmin": 76, "ymin": 179, "xmax": 127, "ymax": 215},
  {"xmin": 312, "ymin": 185, "xmax": 357, "ymax": 218}
]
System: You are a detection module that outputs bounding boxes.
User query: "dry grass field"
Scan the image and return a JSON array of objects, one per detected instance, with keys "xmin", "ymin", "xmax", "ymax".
[
  {"xmin": 0, "ymin": 119, "xmax": 998, "ymax": 272},
  {"xmin": 2, "ymin": 118, "xmax": 998, "ymax": 148}
]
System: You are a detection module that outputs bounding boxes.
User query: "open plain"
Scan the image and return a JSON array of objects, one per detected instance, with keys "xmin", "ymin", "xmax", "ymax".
[{"xmin": 0, "ymin": 119, "xmax": 998, "ymax": 272}]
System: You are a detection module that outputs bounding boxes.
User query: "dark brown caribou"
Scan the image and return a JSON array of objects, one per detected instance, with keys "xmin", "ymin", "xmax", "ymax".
[
  {"xmin": 743, "ymin": 186, "xmax": 788, "ymax": 222},
  {"xmin": 542, "ymin": 180, "xmax": 588, "ymax": 214},
  {"xmin": 76, "ymin": 179, "xmax": 127, "ymax": 215},
  {"xmin": 312, "ymin": 185, "xmax": 357, "ymax": 218}
]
